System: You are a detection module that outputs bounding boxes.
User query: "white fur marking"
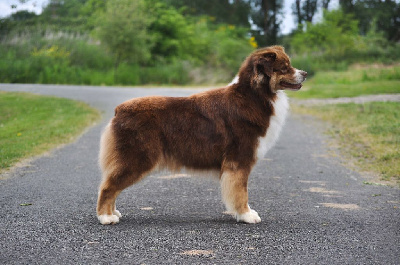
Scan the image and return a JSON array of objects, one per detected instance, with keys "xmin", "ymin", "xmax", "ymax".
[
  {"xmin": 220, "ymin": 171, "xmax": 235, "ymax": 213},
  {"xmin": 237, "ymin": 207, "xmax": 261, "ymax": 224},
  {"xmin": 294, "ymin": 69, "xmax": 306, "ymax": 83},
  {"xmin": 113, "ymin": 209, "xmax": 122, "ymax": 218},
  {"xmin": 98, "ymin": 214, "xmax": 120, "ymax": 225},
  {"xmin": 228, "ymin": 75, "xmax": 239, "ymax": 85},
  {"xmin": 256, "ymin": 91, "xmax": 289, "ymax": 160}
]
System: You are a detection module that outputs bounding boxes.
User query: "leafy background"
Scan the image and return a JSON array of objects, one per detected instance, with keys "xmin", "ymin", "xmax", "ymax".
[{"xmin": 0, "ymin": 0, "xmax": 399, "ymax": 85}]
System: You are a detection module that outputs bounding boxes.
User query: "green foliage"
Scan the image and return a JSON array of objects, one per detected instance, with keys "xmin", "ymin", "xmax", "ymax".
[
  {"xmin": 0, "ymin": 0, "xmax": 256, "ymax": 85},
  {"xmin": 292, "ymin": 9, "xmax": 359, "ymax": 56},
  {"xmin": 138, "ymin": 60, "xmax": 191, "ymax": 84},
  {"xmin": 41, "ymin": 0, "xmax": 87, "ymax": 19},
  {"xmin": 1, "ymin": 0, "xmax": 399, "ymax": 85},
  {"xmin": 146, "ymin": 1, "xmax": 193, "ymax": 62},
  {"xmin": 296, "ymin": 102, "xmax": 400, "ymax": 182},
  {"xmin": 66, "ymin": 40, "xmax": 113, "ymax": 70},
  {"xmin": 340, "ymin": 0, "xmax": 400, "ymax": 42},
  {"xmin": 287, "ymin": 65, "xmax": 400, "ymax": 99},
  {"xmin": 206, "ymin": 24, "xmax": 254, "ymax": 75},
  {"xmin": 9, "ymin": 10, "xmax": 37, "ymax": 21},
  {"xmin": 164, "ymin": 0, "xmax": 251, "ymax": 27},
  {"xmin": 96, "ymin": 0, "xmax": 153, "ymax": 67},
  {"xmin": 289, "ymin": 9, "xmax": 400, "ymax": 76},
  {"xmin": 80, "ymin": 0, "xmax": 107, "ymax": 29},
  {"xmin": 250, "ymin": 0, "xmax": 284, "ymax": 46}
]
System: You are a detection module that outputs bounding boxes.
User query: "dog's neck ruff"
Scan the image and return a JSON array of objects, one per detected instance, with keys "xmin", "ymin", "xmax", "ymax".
[
  {"xmin": 256, "ymin": 90, "xmax": 289, "ymax": 160},
  {"xmin": 228, "ymin": 75, "xmax": 239, "ymax": 86}
]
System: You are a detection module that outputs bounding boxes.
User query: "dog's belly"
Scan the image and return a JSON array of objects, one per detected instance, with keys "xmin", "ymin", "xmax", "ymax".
[{"xmin": 256, "ymin": 91, "xmax": 289, "ymax": 160}]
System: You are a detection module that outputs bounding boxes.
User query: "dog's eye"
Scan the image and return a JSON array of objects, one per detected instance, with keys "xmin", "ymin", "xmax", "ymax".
[{"xmin": 274, "ymin": 68, "xmax": 287, "ymax": 74}]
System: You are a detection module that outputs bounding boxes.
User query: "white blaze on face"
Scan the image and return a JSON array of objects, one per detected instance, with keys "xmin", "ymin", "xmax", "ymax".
[
  {"xmin": 293, "ymin": 69, "xmax": 306, "ymax": 84},
  {"xmin": 256, "ymin": 90, "xmax": 289, "ymax": 160}
]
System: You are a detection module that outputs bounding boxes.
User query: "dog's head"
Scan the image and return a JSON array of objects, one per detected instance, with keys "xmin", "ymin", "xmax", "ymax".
[{"xmin": 239, "ymin": 45, "xmax": 307, "ymax": 94}]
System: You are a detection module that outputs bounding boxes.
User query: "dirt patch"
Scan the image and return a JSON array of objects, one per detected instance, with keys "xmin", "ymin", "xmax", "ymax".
[
  {"xmin": 180, "ymin": 249, "xmax": 214, "ymax": 257},
  {"xmin": 140, "ymin": 207, "xmax": 154, "ymax": 211},
  {"xmin": 306, "ymin": 187, "xmax": 340, "ymax": 194},
  {"xmin": 158, "ymin": 174, "xmax": 190, "ymax": 179},
  {"xmin": 299, "ymin": 180, "xmax": 326, "ymax": 186},
  {"xmin": 320, "ymin": 203, "xmax": 360, "ymax": 210}
]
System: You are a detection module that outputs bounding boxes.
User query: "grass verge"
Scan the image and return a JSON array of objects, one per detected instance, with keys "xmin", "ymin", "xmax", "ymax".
[
  {"xmin": 288, "ymin": 64, "xmax": 400, "ymax": 99},
  {"xmin": 0, "ymin": 91, "xmax": 100, "ymax": 173},
  {"xmin": 294, "ymin": 102, "xmax": 399, "ymax": 184}
]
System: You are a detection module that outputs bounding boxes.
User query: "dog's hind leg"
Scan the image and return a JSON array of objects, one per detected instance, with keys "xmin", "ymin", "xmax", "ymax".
[
  {"xmin": 97, "ymin": 169, "xmax": 145, "ymax": 225},
  {"xmin": 96, "ymin": 123, "xmax": 159, "ymax": 225},
  {"xmin": 220, "ymin": 165, "xmax": 261, "ymax": 224},
  {"xmin": 96, "ymin": 156, "xmax": 157, "ymax": 225}
]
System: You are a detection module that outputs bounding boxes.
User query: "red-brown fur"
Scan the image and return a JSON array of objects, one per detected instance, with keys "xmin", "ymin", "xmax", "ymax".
[{"xmin": 97, "ymin": 45, "xmax": 307, "ymax": 224}]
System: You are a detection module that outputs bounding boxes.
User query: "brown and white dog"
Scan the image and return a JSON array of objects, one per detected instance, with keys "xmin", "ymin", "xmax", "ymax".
[{"xmin": 97, "ymin": 45, "xmax": 307, "ymax": 225}]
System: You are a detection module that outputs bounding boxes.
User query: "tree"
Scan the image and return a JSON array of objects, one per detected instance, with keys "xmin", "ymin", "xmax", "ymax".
[
  {"xmin": 145, "ymin": 1, "xmax": 193, "ymax": 62},
  {"xmin": 96, "ymin": 0, "xmax": 153, "ymax": 78},
  {"xmin": 293, "ymin": 0, "xmax": 331, "ymax": 27},
  {"xmin": 291, "ymin": 9, "xmax": 359, "ymax": 55},
  {"xmin": 163, "ymin": 0, "xmax": 251, "ymax": 27},
  {"xmin": 9, "ymin": 10, "xmax": 37, "ymax": 21},
  {"xmin": 41, "ymin": 0, "xmax": 87, "ymax": 19},
  {"xmin": 339, "ymin": 0, "xmax": 400, "ymax": 42},
  {"xmin": 250, "ymin": 0, "xmax": 284, "ymax": 46},
  {"xmin": 80, "ymin": 0, "xmax": 107, "ymax": 30},
  {"xmin": 339, "ymin": 0, "xmax": 355, "ymax": 13},
  {"xmin": 321, "ymin": 0, "xmax": 331, "ymax": 9}
]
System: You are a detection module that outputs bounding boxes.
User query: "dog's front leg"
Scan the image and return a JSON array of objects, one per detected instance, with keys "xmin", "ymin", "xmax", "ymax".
[{"xmin": 220, "ymin": 168, "xmax": 261, "ymax": 224}]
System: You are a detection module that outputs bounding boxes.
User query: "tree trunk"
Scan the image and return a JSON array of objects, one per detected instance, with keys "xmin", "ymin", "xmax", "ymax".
[
  {"xmin": 321, "ymin": 0, "xmax": 331, "ymax": 9},
  {"xmin": 295, "ymin": 0, "xmax": 302, "ymax": 25}
]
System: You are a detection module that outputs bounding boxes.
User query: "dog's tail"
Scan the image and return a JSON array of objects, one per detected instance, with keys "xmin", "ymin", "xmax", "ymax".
[{"xmin": 99, "ymin": 122, "xmax": 118, "ymax": 178}]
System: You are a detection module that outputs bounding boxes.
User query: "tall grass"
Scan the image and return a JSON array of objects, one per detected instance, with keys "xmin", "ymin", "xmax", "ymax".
[
  {"xmin": 288, "ymin": 65, "xmax": 400, "ymax": 99},
  {"xmin": 0, "ymin": 17, "xmax": 253, "ymax": 86},
  {"xmin": 295, "ymin": 102, "xmax": 400, "ymax": 183},
  {"xmin": 0, "ymin": 39, "xmax": 195, "ymax": 85},
  {"xmin": 290, "ymin": 44, "xmax": 400, "ymax": 78}
]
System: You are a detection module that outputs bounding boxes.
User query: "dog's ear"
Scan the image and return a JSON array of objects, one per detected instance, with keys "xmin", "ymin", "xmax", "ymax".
[
  {"xmin": 250, "ymin": 51, "xmax": 276, "ymax": 89},
  {"xmin": 253, "ymin": 51, "xmax": 276, "ymax": 77}
]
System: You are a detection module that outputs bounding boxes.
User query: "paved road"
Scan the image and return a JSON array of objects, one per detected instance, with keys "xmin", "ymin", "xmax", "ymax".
[{"xmin": 1, "ymin": 84, "xmax": 399, "ymax": 264}]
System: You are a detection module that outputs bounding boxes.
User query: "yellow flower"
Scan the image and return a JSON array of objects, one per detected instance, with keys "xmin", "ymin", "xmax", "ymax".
[
  {"xmin": 249, "ymin": 36, "xmax": 258, "ymax": 49},
  {"xmin": 31, "ymin": 45, "xmax": 70, "ymax": 58}
]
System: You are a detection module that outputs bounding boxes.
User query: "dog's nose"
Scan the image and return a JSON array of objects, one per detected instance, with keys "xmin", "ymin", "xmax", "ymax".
[{"xmin": 300, "ymin": 71, "xmax": 308, "ymax": 77}]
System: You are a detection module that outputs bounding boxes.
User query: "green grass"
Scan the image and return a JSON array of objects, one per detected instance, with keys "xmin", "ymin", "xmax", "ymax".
[
  {"xmin": 295, "ymin": 102, "xmax": 400, "ymax": 183},
  {"xmin": 288, "ymin": 65, "xmax": 400, "ymax": 99},
  {"xmin": 0, "ymin": 92, "xmax": 100, "ymax": 172}
]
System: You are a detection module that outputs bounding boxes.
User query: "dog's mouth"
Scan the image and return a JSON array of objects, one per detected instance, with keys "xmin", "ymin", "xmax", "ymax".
[{"xmin": 279, "ymin": 81, "xmax": 303, "ymax": 90}]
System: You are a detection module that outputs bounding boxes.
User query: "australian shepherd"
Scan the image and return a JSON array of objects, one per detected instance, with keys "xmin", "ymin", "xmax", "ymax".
[{"xmin": 97, "ymin": 45, "xmax": 307, "ymax": 225}]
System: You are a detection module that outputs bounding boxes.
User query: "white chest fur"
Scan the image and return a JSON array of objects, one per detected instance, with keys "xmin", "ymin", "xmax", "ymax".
[{"xmin": 256, "ymin": 91, "xmax": 289, "ymax": 160}]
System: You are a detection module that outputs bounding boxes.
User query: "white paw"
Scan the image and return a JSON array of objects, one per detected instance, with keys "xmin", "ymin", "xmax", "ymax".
[
  {"xmin": 237, "ymin": 209, "xmax": 261, "ymax": 224},
  {"xmin": 113, "ymin": 209, "xmax": 122, "ymax": 218},
  {"xmin": 98, "ymin": 214, "xmax": 120, "ymax": 225}
]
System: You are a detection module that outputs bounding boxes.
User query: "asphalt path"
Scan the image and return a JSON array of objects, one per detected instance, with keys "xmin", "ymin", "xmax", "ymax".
[{"xmin": 0, "ymin": 84, "xmax": 399, "ymax": 264}]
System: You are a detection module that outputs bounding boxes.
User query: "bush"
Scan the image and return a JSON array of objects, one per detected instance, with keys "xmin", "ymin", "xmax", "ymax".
[
  {"xmin": 289, "ymin": 9, "xmax": 400, "ymax": 75},
  {"xmin": 291, "ymin": 9, "xmax": 359, "ymax": 56}
]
